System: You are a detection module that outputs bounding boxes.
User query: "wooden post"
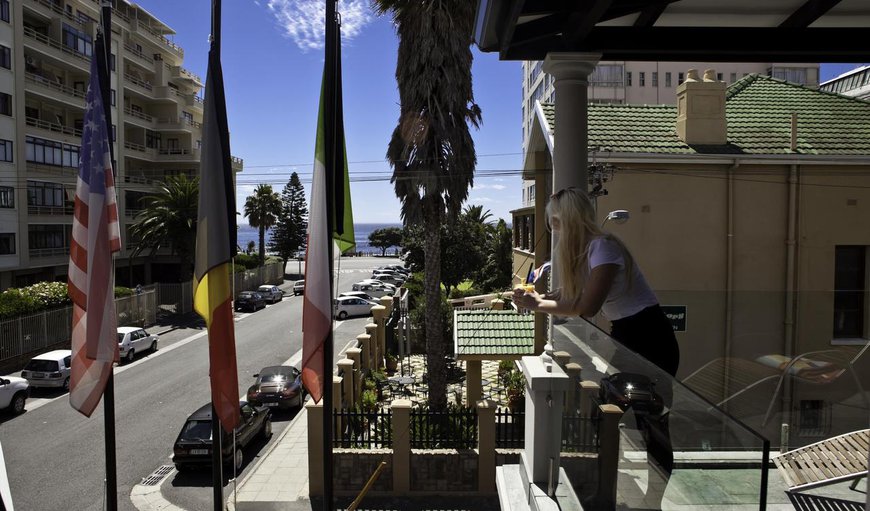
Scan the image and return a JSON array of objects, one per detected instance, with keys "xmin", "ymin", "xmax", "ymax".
[
  {"xmin": 391, "ymin": 399, "xmax": 412, "ymax": 493},
  {"xmin": 596, "ymin": 404, "xmax": 624, "ymax": 509},
  {"xmin": 579, "ymin": 380, "xmax": 600, "ymax": 418},
  {"xmin": 476, "ymin": 399, "xmax": 497, "ymax": 493},
  {"xmin": 346, "ymin": 348, "xmax": 362, "ymax": 407},
  {"xmin": 357, "ymin": 333, "xmax": 371, "ymax": 372},
  {"xmin": 466, "ymin": 359, "xmax": 483, "ymax": 406},
  {"xmin": 564, "ymin": 363, "xmax": 582, "ymax": 413},
  {"xmin": 338, "ymin": 359, "xmax": 355, "ymax": 407},
  {"xmin": 553, "ymin": 350, "xmax": 571, "ymax": 369},
  {"xmin": 371, "ymin": 305, "xmax": 387, "ymax": 369},
  {"xmin": 306, "ymin": 401, "xmax": 325, "ymax": 496}
]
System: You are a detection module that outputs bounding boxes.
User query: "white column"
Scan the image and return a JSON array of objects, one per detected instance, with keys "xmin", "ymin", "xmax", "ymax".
[{"xmin": 542, "ymin": 53, "xmax": 601, "ymax": 194}]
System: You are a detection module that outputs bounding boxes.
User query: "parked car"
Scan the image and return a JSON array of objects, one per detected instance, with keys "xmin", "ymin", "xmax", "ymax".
[
  {"xmin": 383, "ymin": 265, "xmax": 410, "ymax": 275},
  {"xmin": 338, "ymin": 291, "xmax": 378, "ymax": 302},
  {"xmin": 257, "ymin": 285, "xmax": 283, "ymax": 304},
  {"xmin": 292, "ymin": 280, "xmax": 305, "ymax": 296},
  {"xmin": 172, "ymin": 401, "xmax": 272, "ymax": 472},
  {"xmin": 357, "ymin": 279, "xmax": 397, "ymax": 292},
  {"xmin": 333, "ymin": 296, "xmax": 378, "ymax": 320},
  {"xmin": 20, "ymin": 350, "xmax": 72, "ymax": 391},
  {"xmin": 246, "ymin": 366, "xmax": 305, "ymax": 410},
  {"xmin": 235, "ymin": 291, "xmax": 266, "ymax": 312},
  {"xmin": 117, "ymin": 326, "xmax": 158, "ymax": 364},
  {"xmin": 350, "ymin": 282, "xmax": 391, "ymax": 298},
  {"xmin": 0, "ymin": 375, "xmax": 29, "ymax": 415},
  {"xmin": 371, "ymin": 273, "xmax": 404, "ymax": 286}
]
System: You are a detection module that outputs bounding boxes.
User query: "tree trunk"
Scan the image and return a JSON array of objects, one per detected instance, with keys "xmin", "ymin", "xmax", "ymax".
[
  {"xmin": 258, "ymin": 225, "xmax": 265, "ymax": 266},
  {"xmin": 423, "ymin": 206, "xmax": 447, "ymax": 411}
]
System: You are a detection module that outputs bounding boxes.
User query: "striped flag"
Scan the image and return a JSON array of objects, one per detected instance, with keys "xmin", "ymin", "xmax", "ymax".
[
  {"xmin": 68, "ymin": 42, "xmax": 121, "ymax": 417},
  {"xmin": 193, "ymin": 39, "xmax": 239, "ymax": 432},
  {"xmin": 301, "ymin": 65, "xmax": 354, "ymax": 403}
]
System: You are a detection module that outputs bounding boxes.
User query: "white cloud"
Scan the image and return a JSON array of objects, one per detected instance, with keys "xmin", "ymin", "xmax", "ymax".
[
  {"xmin": 264, "ymin": 0, "xmax": 374, "ymax": 52},
  {"xmin": 475, "ymin": 184, "xmax": 507, "ymax": 191}
]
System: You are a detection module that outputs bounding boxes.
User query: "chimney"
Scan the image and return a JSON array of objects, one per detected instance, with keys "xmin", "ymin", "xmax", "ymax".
[{"xmin": 676, "ymin": 68, "xmax": 728, "ymax": 145}]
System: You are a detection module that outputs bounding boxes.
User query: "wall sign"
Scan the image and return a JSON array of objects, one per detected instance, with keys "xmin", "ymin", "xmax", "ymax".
[{"xmin": 661, "ymin": 305, "xmax": 687, "ymax": 332}]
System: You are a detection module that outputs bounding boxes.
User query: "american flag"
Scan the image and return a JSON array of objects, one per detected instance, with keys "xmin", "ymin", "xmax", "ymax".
[{"xmin": 67, "ymin": 50, "xmax": 121, "ymax": 417}]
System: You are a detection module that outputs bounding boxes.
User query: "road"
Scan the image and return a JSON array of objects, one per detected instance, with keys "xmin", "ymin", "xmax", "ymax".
[{"xmin": 1, "ymin": 256, "xmax": 401, "ymax": 511}]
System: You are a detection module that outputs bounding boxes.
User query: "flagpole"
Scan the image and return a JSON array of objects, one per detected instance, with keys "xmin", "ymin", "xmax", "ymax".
[
  {"xmin": 99, "ymin": 2, "xmax": 118, "ymax": 510},
  {"xmin": 323, "ymin": 0, "xmax": 338, "ymax": 508},
  {"xmin": 209, "ymin": 2, "xmax": 226, "ymax": 509}
]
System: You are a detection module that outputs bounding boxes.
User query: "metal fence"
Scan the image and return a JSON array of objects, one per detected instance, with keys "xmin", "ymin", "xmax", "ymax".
[
  {"xmin": 0, "ymin": 289, "xmax": 157, "ymax": 364},
  {"xmin": 495, "ymin": 407, "xmax": 525, "ymax": 448},
  {"xmin": 410, "ymin": 407, "xmax": 478, "ymax": 449},
  {"xmin": 333, "ymin": 408, "xmax": 393, "ymax": 449},
  {"xmin": 233, "ymin": 263, "xmax": 284, "ymax": 295}
]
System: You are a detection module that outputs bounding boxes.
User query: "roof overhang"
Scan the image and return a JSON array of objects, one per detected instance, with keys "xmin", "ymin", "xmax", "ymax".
[{"xmin": 474, "ymin": 0, "xmax": 870, "ymax": 62}]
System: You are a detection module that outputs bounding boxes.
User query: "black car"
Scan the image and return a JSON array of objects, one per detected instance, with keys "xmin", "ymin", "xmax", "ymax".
[
  {"xmin": 172, "ymin": 401, "xmax": 272, "ymax": 472},
  {"xmin": 247, "ymin": 366, "xmax": 306, "ymax": 410},
  {"xmin": 235, "ymin": 291, "xmax": 266, "ymax": 312},
  {"xmin": 598, "ymin": 372, "xmax": 664, "ymax": 416}
]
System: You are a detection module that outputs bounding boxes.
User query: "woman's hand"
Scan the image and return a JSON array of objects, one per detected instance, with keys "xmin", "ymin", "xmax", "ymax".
[{"xmin": 512, "ymin": 287, "xmax": 541, "ymax": 311}]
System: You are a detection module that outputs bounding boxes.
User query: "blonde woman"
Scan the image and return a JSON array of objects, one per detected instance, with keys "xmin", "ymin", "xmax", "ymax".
[{"xmin": 512, "ymin": 187, "xmax": 679, "ymax": 376}]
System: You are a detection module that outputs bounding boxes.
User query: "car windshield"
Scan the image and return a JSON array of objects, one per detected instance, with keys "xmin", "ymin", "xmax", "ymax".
[
  {"xmin": 258, "ymin": 371, "xmax": 290, "ymax": 383},
  {"xmin": 25, "ymin": 360, "xmax": 58, "ymax": 372},
  {"xmin": 179, "ymin": 420, "xmax": 213, "ymax": 441},
  {"xmin": 239, "ymin": 292, "xmax": 253, "ymax": 298},
  {"xmin": 117, "ymin": 333, "xmax": 125, "ymax": 342},
  {"xmin": 258, "ymin": 287, "xmax": 271, "ymax": 292}
]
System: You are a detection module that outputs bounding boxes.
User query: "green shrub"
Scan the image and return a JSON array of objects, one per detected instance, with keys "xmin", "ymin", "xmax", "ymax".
[
  {"xmin": 114, "ymin": 286, "xmax": 133, "ymax": 297},
  {"xmin": 0, "ymin": 282, "xmax": 139, "ymax": 320},
  {"xmin": 360, "ymin": 389, "xmax": 378, "ymax": 412},
  {"xmin": 449, "ymin": 286, "xmax": 483, "ymax": 299},
  {"xmin": 0, "ymin": 288, "xmax": 39, "ymax": 320},
  {"xmin": 233, "ymin": 253, "xmax": 260, "ymax": 270}
]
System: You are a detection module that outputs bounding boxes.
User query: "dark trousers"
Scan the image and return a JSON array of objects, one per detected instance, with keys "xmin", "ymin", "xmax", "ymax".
[{"xmin": 610, "ymin": 305, "xmax": 680, "ymax": 499}]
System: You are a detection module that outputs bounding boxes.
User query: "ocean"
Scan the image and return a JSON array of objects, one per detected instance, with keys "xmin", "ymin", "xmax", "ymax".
[{"xmin": 237, "ymin": 223, "xmax": 402, "ymax": 255}]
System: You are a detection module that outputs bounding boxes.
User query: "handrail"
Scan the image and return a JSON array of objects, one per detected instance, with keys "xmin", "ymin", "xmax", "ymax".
[
  {"xmin": 26, "ymin": 0, "xmax": 84, "ymax": 28},
  {"xmin": 124, "ymin": 141, "xmax": 148, "ymax": 152},
  {"xmin": 124, "ymin": 107, "xmax": 153, "ymax": 123},
  {"xmin": 29, "ymin": 247, "xmax": 69, "ymax": 258},
  {"xmin": 123, "ymin": 73, "xmax": 153, "ymax": 91},
  {"xmin": 23, "ymin": 26, "xmax": 91, "ymax": 64},
  {"xmin": 137, "ymin": 22, "xmax": 184, "ymax": 56},
  {"xmin": 26, "ymin": 161, "xmax": 78, "ymax": 177},
  {"xmin": 155, "ymin": 117, "xmax": 202, "ymax": 129},
  {"xmin": 122, "ymin": 41, "xmax": 154, "ymax": 65},
  {"xmin": 25, "ymin": 72, "xmax": 86, "ymax": 100},
  {"xmin": 157, "ymin": 148, "xmax": 191, "ymax": 156},
  {"xmin": 25, "ymin": 116, "xmax": 82, "ymax": 137},
  {"xmin": 28, "ymin": 205, "xmax": 73, "ymax": 216}
]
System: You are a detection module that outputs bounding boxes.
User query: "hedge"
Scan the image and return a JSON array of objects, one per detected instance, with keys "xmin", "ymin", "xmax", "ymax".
[{"xmin": 0, "ymin": 282, "xmax": 133, "ymax": 320}]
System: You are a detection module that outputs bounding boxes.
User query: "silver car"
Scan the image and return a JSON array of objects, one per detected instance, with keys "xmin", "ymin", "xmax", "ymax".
[
  {"xmin": 118, "ymin": 327, "xmax": 159, "ymax": 363},
  {"xmin": 257, "ymin": 285, "xmax": 283, "ymax": 304},
  {"xmin": 21, "ymin": 350, "xmax": 72, "ymax": 390}
]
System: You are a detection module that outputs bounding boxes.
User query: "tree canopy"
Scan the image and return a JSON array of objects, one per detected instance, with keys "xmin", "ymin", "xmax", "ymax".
[
  {"xmin": 368, "ymin": 227, "xmax": 403, "ymax": 256},
  {"xmin": 243, "ymin": 184, "xmax": 282, "ymax": 266},
  {"xmin": 270, "ymin": 172, "xmax": 308, "ymax": 267}
]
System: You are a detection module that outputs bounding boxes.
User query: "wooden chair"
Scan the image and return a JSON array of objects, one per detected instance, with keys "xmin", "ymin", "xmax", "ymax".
[{"xmin": 773, "ymin": 428, "xmax": 868, "ymax": 509}]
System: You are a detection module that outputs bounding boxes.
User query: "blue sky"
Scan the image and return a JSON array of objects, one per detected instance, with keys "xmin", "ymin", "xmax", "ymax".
[{"xmin": 137, "ymin": 1, "xmax": 865, "ymax": 224}]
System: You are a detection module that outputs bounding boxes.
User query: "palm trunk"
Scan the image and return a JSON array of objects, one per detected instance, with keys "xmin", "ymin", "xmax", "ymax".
[
  {"xmin": 423, "ymin": 207, "xmax": 447, "ymax": 411},
  {"xmin": 259, "ymin": 225, "xmax": 265, "ymax": 266}
]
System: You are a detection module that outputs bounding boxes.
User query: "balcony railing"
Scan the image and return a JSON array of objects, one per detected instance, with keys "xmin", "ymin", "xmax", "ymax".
[
  {"xmin": 26, "ymin": 117, "xmax": 82, "ymax": 138},
  {"xmin": 29, "ymin": 247, "xmax": 69, "ymax": 258},
  {"xmin": 25, "ymin": 0, "xmax": 85, "ymax": 29},
  {"xmin": 123, "ymin": 42, "xmax": 154, "ymax": 65},
  {"xmin": 24, "ymin": 72, "xmax": 87, "ymax": 102},
  {"xmin": 28, "ymin": 205, "xmax": 73, "ymax": 216},
  {"xmin": 124, "ymin": 106, "xmax": 154, "ymax": 123},
  {"xmin": 23, "ymin": 26, "xmax": 91, "ymax": 65},
  {"xmin": 26, "ymin": 161, "xmax": 78, "ymax": 178},
  {"xmin": 155, "ymin": 117, "xmax": 202, "ymax": 129},
  {"xmin": 136, "ymin": 22, "xmax": 183, "ymax": 58},
  {"xmin": 124, "ymin": 141, "xmax": 148, "ymax": 153},
  {"xmin": 123, "ymin": 73, "xmax": 153, "ymax": 92}
]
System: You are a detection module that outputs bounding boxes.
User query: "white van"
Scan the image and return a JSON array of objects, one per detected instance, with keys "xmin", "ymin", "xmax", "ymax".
[{"xmin": 21, "ymin": 349, "xmax": 72, "ymax": 390}]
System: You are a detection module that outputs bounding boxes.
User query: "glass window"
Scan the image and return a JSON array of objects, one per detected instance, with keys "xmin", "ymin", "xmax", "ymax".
[
  {"xmin": 652, "ymin": 72, "xmax": 658, "ymax": 87},
  {"xmin": 26, "ymin": 136, "xmax": 79, "ymax": 167},
  {"xmin": 0, "ymin": 92, "xmax": 10, "ymax": 116},
  {"xmin": 678, "ymin": 72, "xmax": 684, "ymax": 85},
  {"xmin": 625, "ymin": 71, "xmax": 632, "ymax": 87},
  {"xmin": 0, "ymin": 0, "xmax": 8, "ymax": 23},
  {"xmin": 665, "ymin": 72, "xmax": 672, "ymax": 87},
  {"xmin": 639, "ymin": 72, "xmax": 645, "ymax": 87},
  {"xmin": 717, "ymin": 72, "xmax": 723, "ymax": 81},
  {"xmin": 28, "ymin": 224, "xmax": 68, "ymax": 249},
  {"xmin": 833, "ymin": 246, "xmax": 866, "ymax": 338},
  {"xmin": 0, "ymin": 185, "xmax": 12, "ymax": 208},
  {"xmin": 27, "ymin": 181, "xmax": 65, "ymax": 207},
  {"xmin": 0, "ymin": 45, "xmax": 9, "ymax": 69},
  {"xmin": 62, "ymin": 23, "xmax": 93, "ymax": 57},
  {"xmin": 730, "ymin": 73, "xmax": 737, "ymax": 83},
  {"xmin": 0, "ymin": 233, "xmax": 14, "ymax": 255},
  {"xmin": 0, "ymin": 139, "xmax": 11, "ymax": 162}
]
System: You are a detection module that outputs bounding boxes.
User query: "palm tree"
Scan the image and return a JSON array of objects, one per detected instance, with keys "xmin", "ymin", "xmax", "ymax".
[
  {"xmin": 129, "ymin": 174, "xmax": 199, "ymax": 281},
  {"xmin": 243, "ymin": 184, "xmax": 282, "ymax": 266},
  {"xmin": 464, "ymin": 204, "xmax": 494, "ymax": 226},
  {"xmin": 374, "ymin": 0, "xmax": 481, "ymax": 411}
]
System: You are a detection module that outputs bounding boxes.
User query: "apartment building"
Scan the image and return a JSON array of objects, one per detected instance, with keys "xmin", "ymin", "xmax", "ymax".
[
  {"xmin": 519, "ymin": 61, "xmax": 819, "ymax": 207},
  {"xmin": 820, "ymin": 64, "xmax": 870, "ymax": 100},
  {"xmin": 0, "ymin": 0, "xmax": 242, "ymax": 290}
]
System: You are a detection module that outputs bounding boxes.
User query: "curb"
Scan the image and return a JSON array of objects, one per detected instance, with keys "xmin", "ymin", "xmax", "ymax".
[{"xmin": 225, "ymin": 405, "xmax": 309, "ymax": 511}]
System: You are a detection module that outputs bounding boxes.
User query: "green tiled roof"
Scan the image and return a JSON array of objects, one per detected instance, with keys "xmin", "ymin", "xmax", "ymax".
[
  {"xmin": 454, "ymin": 310, "xmax": 534, "ymax": 358},
  {"xmin": 540, "ymin": 74, "xmax": 870, "ymax": 155}
]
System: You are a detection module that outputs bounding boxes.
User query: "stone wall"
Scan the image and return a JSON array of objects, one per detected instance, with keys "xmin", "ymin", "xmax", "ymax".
[
  {"xmin": 410, "ymin": 450, "xmax": 478, "ymax": 492},
  {"xmin": 334, "ymin": 450, "xmax": 393, "ymax": 495}
]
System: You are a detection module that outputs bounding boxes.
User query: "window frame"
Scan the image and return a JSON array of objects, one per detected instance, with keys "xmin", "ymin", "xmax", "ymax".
[
  {"xmin": 0, "ymin": 0, "xmax": 9, "ymax": 23},
  {"xmin": 0, "ymin": 92, "xmax": 10, "ymax": 116},
  {"xmin": 0, "ymin": 139, "xmax": 11, "ymax": 162},
  {"xmin": 832, "ymin": 245, "xmax": 868, "ymax": 340},
  {"xmin": 0, "ymin": 44, "xmax": 10, "ymax": 69},
  {"xmin": 0, "ymin": 233, "xmax": 14, "ymax": 255},
  {"xmin": 0, "ymin": 185, "xmax": 12, "ymax": 208}
]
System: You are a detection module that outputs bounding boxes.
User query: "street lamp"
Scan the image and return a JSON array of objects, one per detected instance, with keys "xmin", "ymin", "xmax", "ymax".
[{"xmin": 602, "ymin": 209, "xmax": 630, "ymax": 227}]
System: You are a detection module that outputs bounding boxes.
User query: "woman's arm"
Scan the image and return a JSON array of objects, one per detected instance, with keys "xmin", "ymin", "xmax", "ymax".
[{"xmin": 513, "ymin": 264, "xmax": 619, "ymax": 317}]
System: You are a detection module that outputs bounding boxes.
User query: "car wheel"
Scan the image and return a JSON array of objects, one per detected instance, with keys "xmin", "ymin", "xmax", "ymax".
[
  {"xmin": 261, "ymin": 418, "xmax": 273, "ymax": 439},
  {"xmin": 338, "ymin": 311, "xmax": 348, "ymax": 320},
  {"xmin": 126, "ymin": 349, "xmax": 135, "ymax": 364},
  {"xmin": 150, "ymin": 341, "xmax": 158, "ymax": 352},
  {"xmin": 62, "ymin": 377, "xmax": 70, "ymax": 392},
  {"xmin": 10, "ymin": 392, "xmax": 26, "ymax": 415}
]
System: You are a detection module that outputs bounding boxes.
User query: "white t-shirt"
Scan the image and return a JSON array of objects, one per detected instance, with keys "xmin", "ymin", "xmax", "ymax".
[{"xmin": 586, "ymin": 237, "xmax": 658, "ymax": 320}]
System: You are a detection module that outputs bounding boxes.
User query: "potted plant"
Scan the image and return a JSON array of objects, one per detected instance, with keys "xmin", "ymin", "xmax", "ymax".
[
  {"xmin": 385, "ymin": 352, "xmax": 398, "ymax": 373},
  {"xmin": 506, "ymin": 371, "xmax": 526, "ymax": 412},
  {"xmin": 497, "ymin": 359, "xmax": 514, "ymax": 386}
]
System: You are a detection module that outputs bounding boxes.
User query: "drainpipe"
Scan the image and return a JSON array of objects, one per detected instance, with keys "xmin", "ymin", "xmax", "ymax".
[
  {"xmin": 724, "ymin": 161, "xmax": 737, "ymax": 399},
  {"xmin": 781, "ymin": 163, "xmax": 800, "ymax": 436}
]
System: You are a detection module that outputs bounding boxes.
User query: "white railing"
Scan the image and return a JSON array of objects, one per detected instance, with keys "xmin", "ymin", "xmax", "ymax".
[
  {"xmin": 123, "ymin": 73, "xmax": 153, "ymax": 91},
  {"xmin": 122, "ymin": 42, "xmax": 154, "ymax": 65},
  {"xmin": 23, "ymin": 26, "xmax": 90, "ymax": 64},
  {"xmin": 124, "ymin": 106, "xmax": 153, "ymax": 123},
  {"xmin": 25, "ymin": 117, "xmax": 82, "ymax": 137},
  {"xmin": 25, "ymin": 72, "xmax": 86, "ymax": 101},
  {"xmin": 26, "ymin": 0, "xmax": 84, "ymax": 28},
  {"xmin": 28, "ymin": 247, "xmax": 68, "ymax": 258},
  {"xmin": 28, "ymin": 205, "xmax": 73, "ymax": 216}
]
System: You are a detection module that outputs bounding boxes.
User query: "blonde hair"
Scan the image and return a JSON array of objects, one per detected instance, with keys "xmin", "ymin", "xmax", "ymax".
[{"xmin": 547, "ymin": 188, "xmax": 635, "ymax": 304}]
